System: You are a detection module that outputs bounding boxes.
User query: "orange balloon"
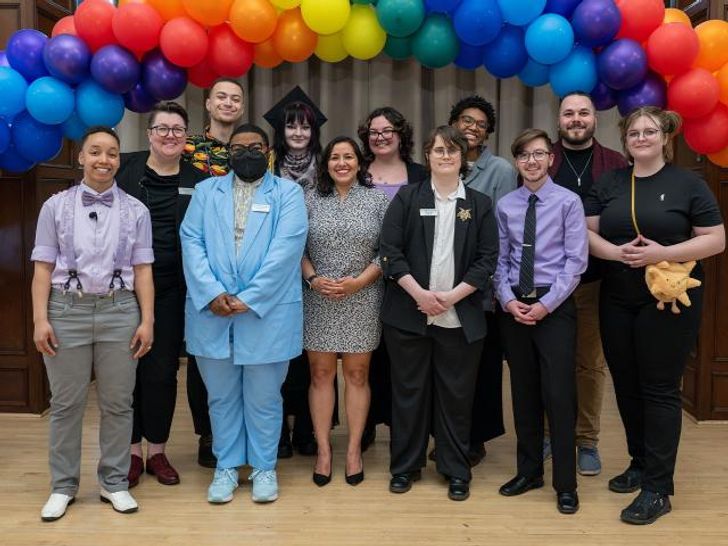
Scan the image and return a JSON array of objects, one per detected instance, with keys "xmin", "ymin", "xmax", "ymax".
[
  {"xmin": 118, "ymin": 0, "xmax": 148, "ymax": 5},
  {"xmin": 183, "ymin": 0, "xmax": 233, "ymax": 27},
  {"xmin": 694, "ymin": 19, "xmax": 728, "ymax": 72},
  {"xmin": 717, "ymin": 63, "xmax": 728, "ymax": 106},
  {"xmin": 254, "ymin": 38, "xmax": 283, "ymax": 68},
  {"xmin": 230, "ymin": 0, "xmax": 278, "ymax": 44},
  {"xmin": 272, "ymin": 8, "xmax": 317, "ymax": 63},
  {"xmin": 663, "ymin": 8, "xmax": 691, "ymax": 27},
  {"xmin": 147, "ymin": 0, "xmax": 186, "ymax": 21},
  {"xmin": 708, "ymin": 144, "xmax": 728, "ymax": 167}
]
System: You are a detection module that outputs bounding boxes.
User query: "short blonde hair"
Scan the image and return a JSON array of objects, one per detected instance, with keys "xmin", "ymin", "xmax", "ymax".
[{"xmin": 619, "ymin": 106, "xmax": 681, "ymax": 163}]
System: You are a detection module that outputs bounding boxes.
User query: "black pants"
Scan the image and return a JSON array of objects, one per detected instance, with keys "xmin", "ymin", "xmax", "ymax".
[
  {"xmin": 499, "ymin": 297, "xmax": 577, "ymax": 493},
  {"xmin": 186, "ymin": 353, "xmax": 211, "ymax": 437},
  {"xmin": 470, "ymin": 311, "xmax": 505, "ymax": 446},
  {"xmin": 600, "ymin": 265, "xmax": 703, "ymax": 495},
  {"xmin": 386, "ymin": 324, "xmax": 483, "ymax": 482},
  {"xmin": 366, "ymin": 338, "xmax": 393, "ymax": 429},
  {"xmin": 281, "ymin": 352, "xmax": 314, "ymax": 443}
]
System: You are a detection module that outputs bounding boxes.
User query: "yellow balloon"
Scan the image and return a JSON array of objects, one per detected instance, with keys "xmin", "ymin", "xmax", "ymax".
[
  {"xmin": 271, "ymin": 0, "xmax": 301, "ymax": 9},
  {"xmin": 341, "ymin": 5, "xmax": 386, "ymax": 60},
  {"xmin": 301, "ymin": 0, "xmax": 350, "ymax": 35},
  {"xmin": 315, "ymin": 32, "xmax": 348, "ymax": 63}
]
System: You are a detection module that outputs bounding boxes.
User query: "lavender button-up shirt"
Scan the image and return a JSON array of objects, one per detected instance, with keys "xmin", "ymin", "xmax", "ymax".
[
  {"xmin": 31, "ymin": 181, "xmax": 154, "ymax": 294},
  {"xmin": 493, "ymin": 178, "xmax": 588, "ymax": 313}
]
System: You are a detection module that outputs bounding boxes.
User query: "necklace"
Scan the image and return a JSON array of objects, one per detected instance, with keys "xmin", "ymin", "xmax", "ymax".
[{"xmin": 562, "ymin": 148, "xmax": 593, "ymax": 187}]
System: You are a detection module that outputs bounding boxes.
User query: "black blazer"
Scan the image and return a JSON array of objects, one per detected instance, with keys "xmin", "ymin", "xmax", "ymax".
[
  {"xmin": 405, "ymin": 161, "xmax": 428, "ymax": 185},
  {"xmin": 380, "ymin": 179, "xmax": 498, "ymax": 343}
]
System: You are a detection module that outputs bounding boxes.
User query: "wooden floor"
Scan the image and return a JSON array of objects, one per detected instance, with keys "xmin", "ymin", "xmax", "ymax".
[{"xmin": 2, "ymin": 366, "xmax": 727, "ymax": 546}]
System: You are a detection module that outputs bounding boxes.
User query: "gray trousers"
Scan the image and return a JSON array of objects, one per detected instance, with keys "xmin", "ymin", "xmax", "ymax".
[{"xmin": 44, "ymin": 289, "xmax": 139, "ymax": 495}]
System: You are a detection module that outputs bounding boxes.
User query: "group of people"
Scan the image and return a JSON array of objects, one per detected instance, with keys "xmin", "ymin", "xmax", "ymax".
[{"xmin": 31, "ymin": 78, "xmax": 725, "ymax": 527}]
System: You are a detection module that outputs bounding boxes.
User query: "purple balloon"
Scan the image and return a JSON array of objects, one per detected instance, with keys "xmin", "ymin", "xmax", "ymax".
[
  {"xmin": 141, "ymin": 50, "xmax": 187, "ymax": 101},
  {"xmin": 590, "ymin": 81, "xmax": 617, "ymax": 111},
  {"xmin": 571, "ymin": 0, "xmax": 621, "ymax": 48},
  {"xmin": 43, "ymin": 34, "xmax": 91, "ymax": 85},
  {"xmin": 544, "ymin": 0, "xmax": 582, "ymax": 17},
  {"xmin": 6, "ymin": 29, "xmax": 49, "ymax": 81},
  {"xmin": 0, "ymin": 51, "xmax": 9, "ymax": 68},
  {"xmin": 91, "ymin": 45, "xmax": 140, "ymax": 94},
  {"xmin": 617, "ymin": 72, "xmax": 667, "ymax": 116},
  {"xmin": 124, "ymin": 82, "xmax": 157, "ymax": 114},
  {"xmin": 597, "ymin": 39, "xmax": 647, "ymax": 91}
]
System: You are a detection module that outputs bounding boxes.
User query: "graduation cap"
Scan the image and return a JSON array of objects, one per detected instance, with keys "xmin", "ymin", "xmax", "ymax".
[{"xmin": 263, "ymin": 85, "xmax": 327, "ymax": 129}]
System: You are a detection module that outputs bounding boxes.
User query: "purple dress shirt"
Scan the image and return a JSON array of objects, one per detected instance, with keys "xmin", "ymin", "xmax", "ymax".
[
  {"xmin": 493, "ymin": 178, "xmax": 588, "ymax": 312},
  {"xmin": 31, "ymin": 181, "xmax": 154, "ymax": 295}
]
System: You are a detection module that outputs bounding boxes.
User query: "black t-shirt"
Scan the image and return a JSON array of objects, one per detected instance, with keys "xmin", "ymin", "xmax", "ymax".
[
  {"xmin": 555, "ymin": 145, "xmax": 595, "ymax": 198},
  {"xmin": 141, "ymin": 166, "xmax": 180, "ymax": 280},
  {"xmin": 584, "ymin": 165, "xmax": 722, "ymax": 247}
]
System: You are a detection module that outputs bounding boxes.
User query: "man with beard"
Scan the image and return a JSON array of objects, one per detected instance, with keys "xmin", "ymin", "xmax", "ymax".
[
  {"xmin": 181, "ymin": 123, "xmax": 307, "ymax": 504},
  {"xmin": 546, "ymin": 92, "xmax": 628, "ymax": 476}
]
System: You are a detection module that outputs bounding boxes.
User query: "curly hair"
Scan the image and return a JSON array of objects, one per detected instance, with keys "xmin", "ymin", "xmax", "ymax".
[
  {"xmin": 316, "ymin": 136, "xmax": 373, "ymax": 196},
  {"xmin": 357, "ymin": 106, "xmax": 415, "ymax": 163},
  {"xmin": 447, "ymin": 95, "xmax": 496, "ymax": 136}
]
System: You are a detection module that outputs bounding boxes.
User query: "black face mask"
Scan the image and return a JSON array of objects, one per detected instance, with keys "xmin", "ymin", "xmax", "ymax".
[{"xmin": 229, "ymin": 149, "xmax": 268, "ymax": 182}]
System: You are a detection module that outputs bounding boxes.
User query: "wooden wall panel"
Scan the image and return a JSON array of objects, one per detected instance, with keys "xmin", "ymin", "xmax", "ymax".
[{"xmin": 0, "ymin": 179, "xmax": 27, "ymax": 353}]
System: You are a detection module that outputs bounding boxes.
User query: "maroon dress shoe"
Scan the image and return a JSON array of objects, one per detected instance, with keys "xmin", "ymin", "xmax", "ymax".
[
  {"xmin": 146, "ymin": 453, "xmax": 180, "ymax": 485},
  {"xmin": 128, "ymin": 454, "xmax": 144, "ymax": 488}
]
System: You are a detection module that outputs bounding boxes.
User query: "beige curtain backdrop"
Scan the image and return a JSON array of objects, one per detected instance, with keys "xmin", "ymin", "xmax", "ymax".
[{"xmin": 117, "ymin": 56, "xmax": 623, "ymax": 162}]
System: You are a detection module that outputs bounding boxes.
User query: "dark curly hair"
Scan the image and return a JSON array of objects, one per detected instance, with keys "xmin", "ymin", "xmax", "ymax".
[
  {"xmin": 357, "ymin": 106, "xmax": 415, "ymax": 163},
  {"xmin": 447, "ymin": 95, "xmax": 496, "ymax": 136},
  {"xmin": 272, "ymin": 101, "xmax": 322, "ymax": 171},
  {"xmin": 316, "ymin": 136, "xmax": 373, "ymax": 196}
]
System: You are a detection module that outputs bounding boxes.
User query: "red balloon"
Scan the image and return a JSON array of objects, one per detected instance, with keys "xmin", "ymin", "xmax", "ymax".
[
  {"xmin": 616, "ymin": 0, "xmax": 664, "ymax": 42},
  {"xmin": 667, "ymin": 68, "xmax": 720, "ymax": 119},
  {"xmin": 75, "ymin": 0, "xmax": 117, "ymax": 52},
  {"xmin": 683, "ymin": 103, "xmax": 728, "ymax": 154},
  {"xmin": 160, "ymin": 17, "xmax": 208, "ymax": 67},
  {"xmin": 52, "ymin": 15, "xmax": 77, "ymax": 37},
  {"xmin": 112, "ymin": 3, "xmax": 163, "ymax": 54},
  {"xmin": 187, "ymin": 61, "xmax": 218, "ymax": 89},
  {"xmin": 646, "ymin": 23, "xmax": 699, "ymax": 77},
  {"xmin": 206, "ymin": 24, "xmax": 254, "ymax": 78}
]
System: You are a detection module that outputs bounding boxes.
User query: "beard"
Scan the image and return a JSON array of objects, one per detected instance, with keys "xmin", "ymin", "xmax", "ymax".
[{"xmin": 559, "ymin": 123, "xmax": 595, "ymax": 147}]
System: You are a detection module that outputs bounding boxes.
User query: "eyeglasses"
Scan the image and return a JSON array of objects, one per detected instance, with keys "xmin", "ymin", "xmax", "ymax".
[
  {"xmin": 368, "ymin": 128, "xmax": 396, "ymax": 140},
  {"xmin": 230, "ymin": 143, "xmax": 265, "ymax": 153},
  {"xmin": 626, "ymin": 128, "xmax": 661, "ymax": 141},
  {"xmin": 430, "ymin": 146, "xmax": 461, "ymax": 158},
  {"xmin": 150, "ymin": 125, "xmax": 187, "ymax": 138},
  {"xmin": 516, "ymin": 150, "xmax": 550, "ymax": 163},
  {"xmin": 458, "ymin": 114, "xmax": 488, "ymax": 131}
]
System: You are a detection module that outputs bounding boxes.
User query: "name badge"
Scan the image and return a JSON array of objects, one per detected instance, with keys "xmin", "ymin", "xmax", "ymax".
[
  {"xmin": 420, "ymin": 208, "xmax": 437, "ymax": 217},
  {"xmin": 178, "ymin": 187, "xmax": 194, "ymax": 196},
  {"xmin": 251, "ymin": 203, "xmax": 271, "ymax": 213}
]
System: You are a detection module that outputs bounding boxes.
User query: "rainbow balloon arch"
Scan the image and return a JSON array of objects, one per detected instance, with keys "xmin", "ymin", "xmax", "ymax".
[{"xmin": 1, "ymin": 0, "xmax": 728, "ymax": 174}]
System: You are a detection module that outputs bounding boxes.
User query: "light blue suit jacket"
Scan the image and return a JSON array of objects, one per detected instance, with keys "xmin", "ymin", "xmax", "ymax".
[{"xmin": 181, "ymin": 172, "xmax": 308, "ymax": 365}]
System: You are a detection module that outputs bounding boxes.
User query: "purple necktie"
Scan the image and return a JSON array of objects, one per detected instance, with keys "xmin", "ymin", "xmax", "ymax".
[{"xmin": 82, "ymin": 190, "xmax": 114, "ymax": 207}]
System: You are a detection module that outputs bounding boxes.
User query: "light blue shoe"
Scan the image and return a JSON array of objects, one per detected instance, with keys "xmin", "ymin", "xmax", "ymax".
[
  {"xmin": 543, "ymin": 438, "xmax": 552, "ymax": 461},
  {"xmin": 577, "ymin": 446, "xmax": 602, "ymax": 476},
  {"xmin": 208, "ymin": 468, "xmax": 239, "ymax": 504},
  {"xmin": 249, "ymin": 469, "xmax": 278, "ymax": 503}
]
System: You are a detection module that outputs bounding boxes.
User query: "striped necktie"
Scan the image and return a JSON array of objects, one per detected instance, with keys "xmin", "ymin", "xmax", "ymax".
[{"xmin": 518, "ymin": 193, "xmax": 538, "ymax": 297}]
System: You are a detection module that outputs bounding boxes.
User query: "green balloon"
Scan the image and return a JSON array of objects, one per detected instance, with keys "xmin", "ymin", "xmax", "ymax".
[
  {"xmin": 352, "ymin": 0, "xmax": 376, "ymax": 4},
  {"xmin": 411, "ymin": 14, "xmax": 460, "ymax": 69},
  {"xmin": 384, "ymin": 35, "xmax": 413, "ymax": 60},
  {"xmin": 376, "ymin": 0, "xmax": 425, "ymax": 38}
]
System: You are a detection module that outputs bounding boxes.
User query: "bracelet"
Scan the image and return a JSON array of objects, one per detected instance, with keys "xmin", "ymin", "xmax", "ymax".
[{"xmin": 305, "ymin": 274, "xmax": 318, "ymax": 289}]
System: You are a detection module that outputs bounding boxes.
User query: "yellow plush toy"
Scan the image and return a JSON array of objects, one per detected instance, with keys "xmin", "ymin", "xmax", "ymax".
[{"xmin": 644, "ymin": 261, "xmax": 702, "ymax": 314}]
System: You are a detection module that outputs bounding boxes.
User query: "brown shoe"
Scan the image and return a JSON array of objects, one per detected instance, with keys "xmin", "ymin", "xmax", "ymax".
[
  {"xmin": 146, "ymin": 453, "xmax": 180, "ymax": 485},
  {"xmin": 128, "ymin": 454, "xmax": 144, "ymax": 488}
]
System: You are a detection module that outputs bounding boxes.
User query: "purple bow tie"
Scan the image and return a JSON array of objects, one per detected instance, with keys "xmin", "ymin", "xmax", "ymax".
[{"xmin": 82, "ymin": 190, "xmax": 114, "ymax": 207}]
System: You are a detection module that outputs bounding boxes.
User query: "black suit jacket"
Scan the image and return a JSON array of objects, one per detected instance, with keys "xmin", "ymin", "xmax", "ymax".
[
  {"xmin": 405, "ymin": 162, "xmax": 428, "ymax": 185},
  {"xmin": 380, "ymin": 179, "xmax": 498, "ymax": 343}
]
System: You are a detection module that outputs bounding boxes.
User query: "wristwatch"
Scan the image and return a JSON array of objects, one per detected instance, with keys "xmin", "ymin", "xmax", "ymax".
[{"xmin": 305, "ymin": 274, "xmax": 318, "ymax": 289}]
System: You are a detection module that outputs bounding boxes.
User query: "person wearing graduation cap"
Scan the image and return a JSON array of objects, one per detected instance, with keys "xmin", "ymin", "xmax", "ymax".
[{"xmin": 263, "ymin": 86, "xmax": 327, "ymax": 459}]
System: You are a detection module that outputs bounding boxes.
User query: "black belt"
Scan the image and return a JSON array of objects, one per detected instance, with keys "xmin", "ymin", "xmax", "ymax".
[{"xmin": 511, "ymin": 285, "xmax": 551, "ymax": 301}]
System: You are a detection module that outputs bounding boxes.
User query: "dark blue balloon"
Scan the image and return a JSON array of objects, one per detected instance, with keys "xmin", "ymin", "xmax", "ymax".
[
  {"xmin": 141, "ymin": 50, "xmax": 187, "ymax": 101},
  {"xmin": 124, "ymin": 82, "xmax": 157, "ymax": 114},
  {"xmin": 571, "ymin": 0, "xmax": 621, "ymax": 48},
  {"xmin": 519, "ymin": 58, "xmax": 551, "ymax": 87},
  {"xmin": 425, "ymin": 0, "xmax": 461, "ymax": 13},
  {"xmin": 91, "ymin": 45, "xmax": 140, "ymax": 94},
  {"xmin": 549, "ymin": 45, "xmax": 597, "ymax": 97},
  {"xmin": 6, "ymin": 29, "xmax": 49, "ymax": 81},
  {"xmin": 12, "ymin": 111, "xmax": 64, "ymax": 163},
  {"xmin": 453, "ymin": 0, "xmax": 502, "ymax": 46},
  {"xmin": 0, "ymin": 118, "xmax": 10, "ymax": 154},
  {"xmin": 483, "ymin": 25, "xmax": 529, "ymax": 79},
  {"xmin": 43, "ymin": 35, "xmax": 91, "ymax": 85},
  {"xmin": 544, "ymin": 0, "xmax": 582, "ymax": 18},
  {"xmin": 0, "ymin": 142, "xmax": 36, "ymax": 173},
  {"xmin": 61, "ymin": 112, "xmax": 87, "ymax": 141},
  {"xmin": 454, "ymin": 43, "xmax": 485, "ymax": 70},
  {"xmin": 590, "ymin": 81, "xmax": 617, "ymax": 110},
  {"xmin": 597, "ymin": 39, "xmax": 647, "ymax": 91},
  {"xmin": 617, "ymin": 72, "xmax": 667, "ymax": 116}
]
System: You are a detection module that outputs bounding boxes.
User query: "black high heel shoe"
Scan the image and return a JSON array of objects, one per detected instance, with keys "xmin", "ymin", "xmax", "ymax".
[
  {"xmin": 312, "ymin": 451, "xmax": 332, "ymax": 487},
  {"xmin": 345, "ymin": 457, "xmax": 364, "ymax": 486}
]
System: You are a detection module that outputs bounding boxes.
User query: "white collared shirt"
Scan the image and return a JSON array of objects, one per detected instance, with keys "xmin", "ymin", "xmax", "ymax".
[{"xmin": 428, "ymin": 180, "xmax": 466, "ymax": 328}]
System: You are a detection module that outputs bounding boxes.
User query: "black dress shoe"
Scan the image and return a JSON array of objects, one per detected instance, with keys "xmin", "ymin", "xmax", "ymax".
[
  {"xmin": 197, "ymin": 434, "xmax": 217, "ymax": 469},
  {"xmin": 499, "ymin": 475, "xmax": 545, "ymax": 496},
  {"xmin": 345, "ymin": 465, "xmax": 365, "ymax": 486},
  {"xmin": 557, "ymin": 491, "xmax": 579, "ymax": 514},
  {"xmin": 361, "ymin": 424, "xmax": 376, "ymax": 453},
  {"xmin": 608, "ymin": 466, "xmax": 643, "ymax": 493},
  {"xmin": 312, "ymin": 451, "xmax": 333, "ymax": 487},
  {"xmin": 468, "ymin": 444, "xmax": 486, "ymax": 467},
  {"xmin": 389, "ymin": 470, "xmax": 422, "ymax": 494},
  {"xmin": 448, "ymin": 478, "xmax": 470, "ymax": 501},
  {"xmin": 620, "ymin": 490, "xmax": 671, "ymax": 525},
  {"xmin": 278, "ymin": 434, "xmax": 293, "ymax": 459}
]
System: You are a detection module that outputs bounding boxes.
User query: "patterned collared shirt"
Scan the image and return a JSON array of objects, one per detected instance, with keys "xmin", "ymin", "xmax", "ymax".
[
  {"xmin": 183, "ymin": 128, "xmax": 230, "ymax": 177},
  {"xmin": 233, "ymin": 175, "xmax": 263, "ymax": 252}
]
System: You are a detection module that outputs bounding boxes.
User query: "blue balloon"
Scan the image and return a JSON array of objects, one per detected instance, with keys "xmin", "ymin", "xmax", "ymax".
[
  {"xmin": 597, "ymin": 39, "xmax": 647, "ymax": 91},
  {"xmin": 61, "ymin": 111, "xmax": 88, "ymax": 141},
  {"xmin": 591, "ymin": 81, "xmax": 617, "ymax": 111},
  {"xmin": 0, "ymin": 118, "xmax": 10, "ymax": 154},
  {"xmin": 425, "ymin": 0, "xmax": 461, "ymax": 13},
  {"xmin": 519, "ymin": 58, "xmax": 550, "ymax": 87},
  {"xmin": 141, "ymin": 50, "xmax": 187, "ymax": 101},
  {"xmin": 43, "ymin": 34, "xmax": 91, "ymax": 85},
  {"xmin": 453, "ymin": 0, "xmax": 502, "ymax": 46},
  {"xmin": 483, "ymin": 25, "xmax": 529, "ymax": 79},
  {"xmin": 544, "ymin": 0, "xmax": 582, "ymax": 17},
  {"xmin": 6, "ymin": 29, "xmax": 49, "ymax": 81},
  {"xmin": 123, "ymin": 82, "xmax": 157, "ymax": 114},
  {"xmin": 571, "ymin": 0, "xmax": 621, "ymax": 48},
  {"xmin": 0, "ymin": 67, "xmax": 29, "ymax": 118},
  {"xmin": 549, "ymin": 46, "xmax": 597, "ymax": 97},
  {"xmin": 525, "ymin": 14, "xmax": 574, "ymax": 65},
  {"xmin": 76, "ymin": 80, "xmax": 125, "ymax": 127},
  {"xmin": 497, "ymin": 0, "xmax": 546, "ymax": 26},
  {"xmin": 454, "ymin": 43, "xmax": 485, "ymax": 70},
  {"xmin": 91, "ymin": 45, "xmax": 140, "ymax": 95},
  {"xmin": 0, "ymin": 142, "xmax": 35, "ymax": 173},
  {"xmin": 617, "ymin": 72, "xmax": 667, "ymax": 116},
  {"xmin": 12, "ymin": 111, "xmax": 64, "ymax": 163},
  {"xmin": 26, "ymin": 76, "xmax": 75, "ymax": 125}
]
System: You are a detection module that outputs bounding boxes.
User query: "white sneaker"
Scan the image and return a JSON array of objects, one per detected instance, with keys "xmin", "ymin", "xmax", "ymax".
[
  {"xmin": 41, "ymin": 493, "xmax": 75, "ymax": 522},
  {"xmin": 99, "ymin": 488, "xmax": 138, "ymax": 513}
]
